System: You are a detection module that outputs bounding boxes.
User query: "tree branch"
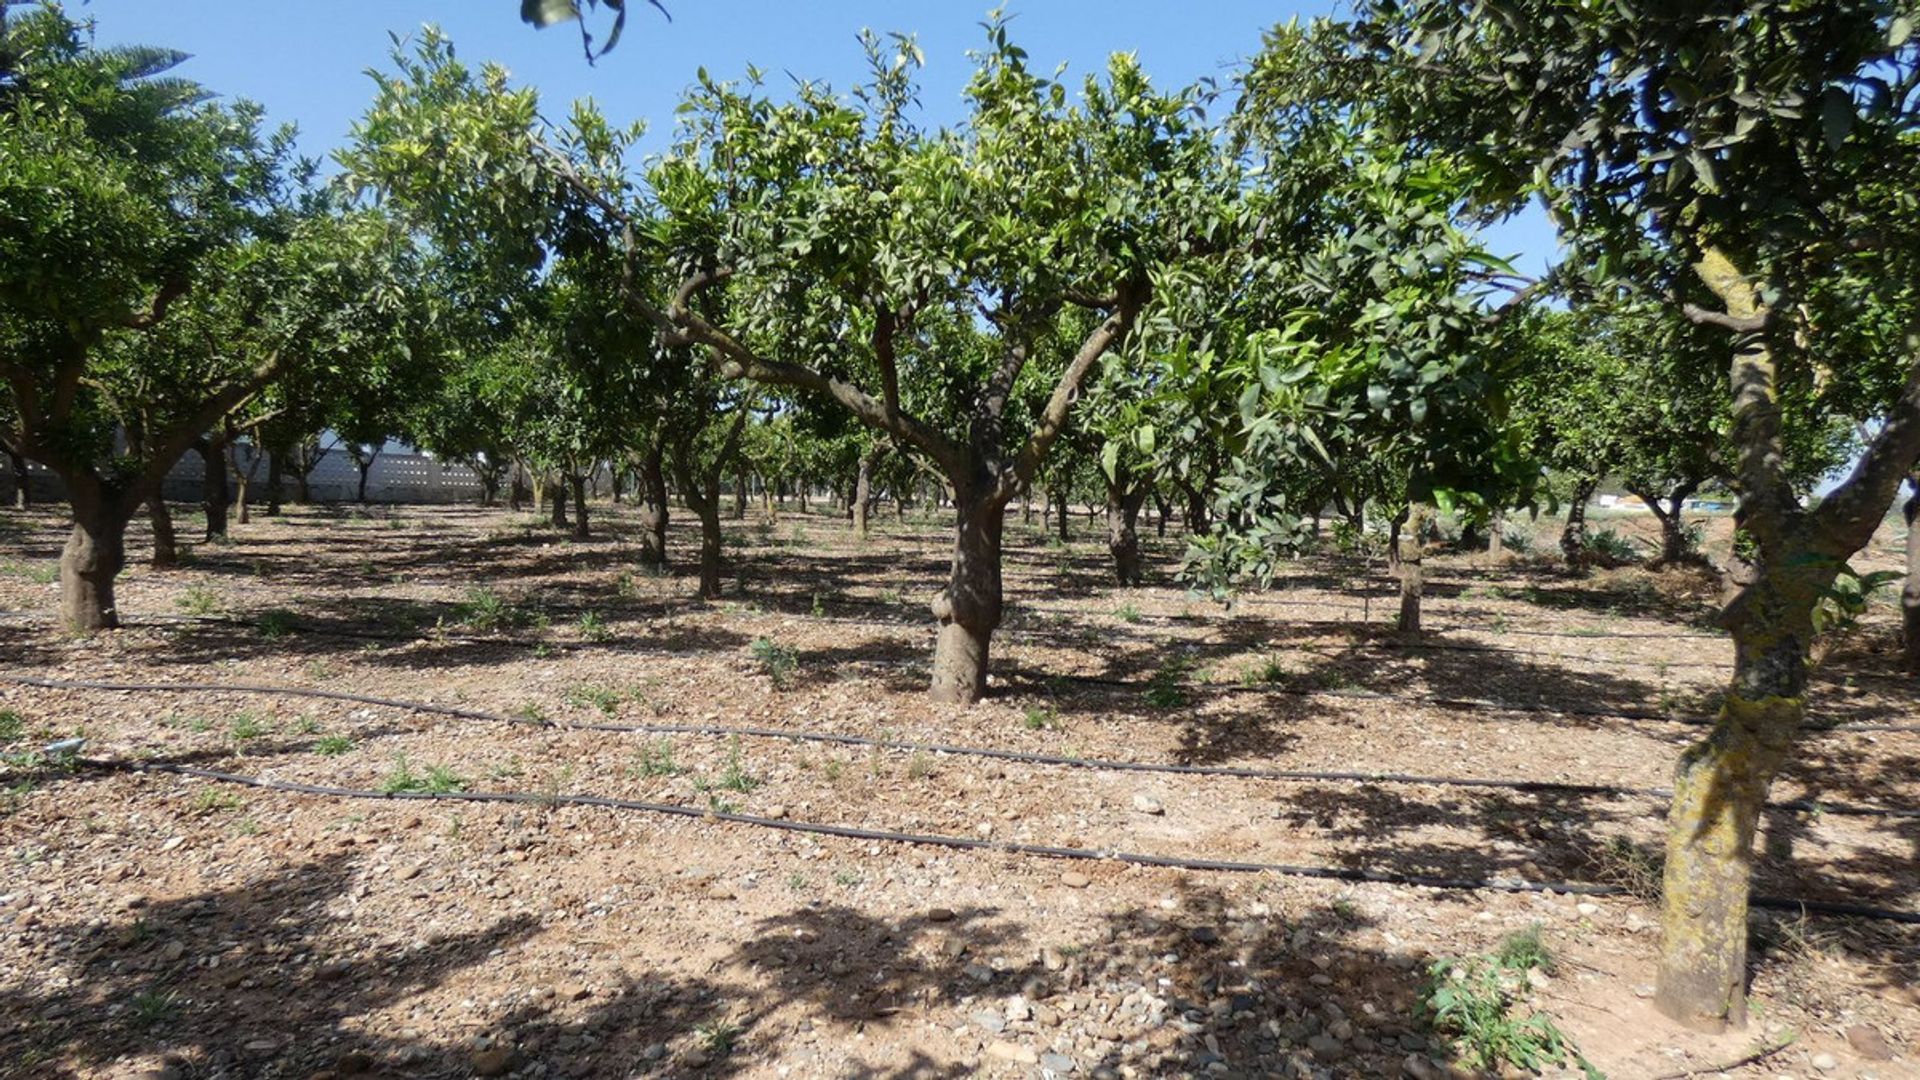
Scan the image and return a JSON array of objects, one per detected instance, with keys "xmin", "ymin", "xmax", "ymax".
[
  {"xmin": 136, "ymin": 350, "xmax": 291, "ymax": 509},
  {"xmin": 1002, "ymin": 281, "xmax": 1147, "ymax": 502},
  {"xmin": 1682, "ymin": 303, "xmax": 1770, "ymax": 335},
  {"xmin": 1811, "ymin": 344, "xmax": 1920, "ymax": 555}
]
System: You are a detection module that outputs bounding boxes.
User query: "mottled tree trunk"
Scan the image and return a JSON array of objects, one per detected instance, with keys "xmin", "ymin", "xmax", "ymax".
[
  {"xmin": 6, "ymin": 448, "xmax": 27, "ymax": 509},
  {"xmin": 1397, "ymin": 503, "xmax": 1429, "ymax": 633},
  {"xmin": 930, "ymin": 484, "xmax": 1006, "ymax": 705},
  {"xmin": 60, "ymin": 482, "xmax": 133, "ymax": 633},
  {"xmin": 639, "ymin": 446, "xmax": 669, "ymax": 567},
  {"xmin": 853, "ymin": 450, "xmax": 873, "ymax": 541},
  {"xmin": 548, "ymin": 475, "xmax": 569, "ymax": 529},
  {"xmin": 265, "ymin": 448, "xmax": 284, "ymax": 516},
  {"xmin": 1561, "ymin": 477, "xmax": 1598, "ymax": 569},
  {"xmin": 1655, "ymin": 567, "xmax": 1825, "ymax": 1030},
  {"xmin": 198, "ymin": 441, "xmax": 230, "ymax": 541},
  {"xmin": 1489, "ymin": 515, "xmax": 1505, "ymax": 559},
  {"xmin": 570, "ymin": 474, "xmax": 590, "ymax": 539},
  {"xmin": 1105, "ymin": 480, "xmax": 1147, "ymax": 585},
  {"xmin": 1904, "ymin": 479, "xmax": 1919, "ymax": 675},
  {"xmin": 148, "ymin": 496, "xmax": 178, "ymax": 569}
]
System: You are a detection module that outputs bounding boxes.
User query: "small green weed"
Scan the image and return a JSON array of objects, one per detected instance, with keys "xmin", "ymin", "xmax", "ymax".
[
  {"xmin": 695, "ymin": 1019, "xmax": 739, "ymax": 1057},
  {"xmin": 256, "ymin": 608, "xmax": 296, "ymax": 639},
  {"xmin": 129, "ymin": 990, "xmax": 179, "ymax": 1027},
  {"xmin": 192, "ymin": 788, "xmax": 245, "ymax": 813},
  {"xmin": 631, "ymin": 739, "xmax": 682, "ymax": 778},
  {"xmin": 229, "ymin": 713, "xmax": 267, "ymax": 742},
  {"xmin": 577, "ymin": 610, "xmax": 614, "ymax": 643},
  {"xmin": 1115, "ymin": 603, "xmax": 1144, "ymax": 624},
  {"xmin": 0, "ymin": 709, "xmax": 22, "ymax": 744},
  {"xmin": 314, "ymin": 735, "xmax": 355, "ymax": 756},
  {"xmin": 1021, "ymin": 706, "xmax": 1061, "ymax": 732},
  {"xmin": 716, "ymin": 736, "xmax": 760, "ymax": 792},
  {"xmin": 177, "ymin": 585, "xmax": 220, "ymax": 616},
  {"xmin": 0, "ymin": 559, "xmax": 57, "ymax": 584},
  {"xmin": 1420, "ymin": 929, "xmax": 1598, "ymax": 1078},
  {"xmin": 751, "ymin": 637, "xmax": 800, "ymax": 690},
  {"xmin": 1146, "ymin": 656, "xmax": 1194, "ymax": 709},
  {"xmin": 564, "ymin": 683, "xmax": 622, "ymax": 715}
]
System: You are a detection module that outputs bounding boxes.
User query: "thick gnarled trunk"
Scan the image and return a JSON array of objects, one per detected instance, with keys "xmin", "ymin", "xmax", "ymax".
[
  {"xmin": 930, "ymin": 487, "xmax": 1006, "ymax": 704},
  {"xmin": 1655, "ymin": 565, "xmax": 1822, "ymax": 1031},
  {"xmin": 61, "ymin": 484, "xmax": 133, "ymax": 633},
  {"xmin": 1396, "ymin": 503, "xmax": 1429, "ymax": 633},
  {"xmin": 1106, "ymin": 482, "xmax": 1146, "ymax": 585},
  {"xmin": 639, "ymin": 446, "xmax": 669, "ymax": 567},
  {"xmin": 148, "ymin": 496, "xmax": 178, "ymax": 569},
  {"xmin": 569, "ymin": 474, "xmax": 589, "ymax": 539}
]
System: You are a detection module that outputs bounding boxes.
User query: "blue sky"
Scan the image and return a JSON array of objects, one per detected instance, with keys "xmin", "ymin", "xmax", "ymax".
[{"xmin": 78, "ymin": 0, "xmax": 1555, "ymax": 274}]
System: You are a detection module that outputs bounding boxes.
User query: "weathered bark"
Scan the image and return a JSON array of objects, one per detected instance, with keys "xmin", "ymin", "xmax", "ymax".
[
  {"xmin": 60, "ymin": 483, "xmax": 133, "ymax": 632},
  {"xmin": 638, "ymin": 445, "xmax": 669, "ymax": 567},
  {"xmin": 1396, "ymin": 503, "xmax": 1429, "ymax": 633},
  {"xmin": 1489, "ymin": 515, "xmax": 1506, "ymax": 559},
  {"xmin": 691, "ymin": 496, "xmax": 723, "ymax": 598},
  {"xmin": 930, "ymin": 486, "xmax": 1006, "ymax": 704},
  {"xmin": 1904, "ymin": 478, "xmax": 1919, "ymax": 675},
  {"xmin": 148, "ymin": 496, "xmax": 178, "ymax": 569},
  {"xmin": 1655, "ymin": 564, "xmax": 1824, "ymax": 1031},
  {"xmin": 569, "ymin": 474, "xmax": 590, "ymax": 539},
  {"xmin": 853, "ymin": 449, "xmax": 874, "ymax": 541},
  {"xmin": 549, "ymin": 475, "xmax": 569, "ymax": 529},
  {"xmin": 5, "ymin": 447, "xmax": 27, "ymax": 509},
  {"xmin": 265, "ymin": 448, "xmax": 284, "ymax": 516},
  {"xmin": 1105, "ymin": 480, "xmax": 1147, "ymax": 585},
  {"xmin": 197, "ymin": 440, "xmax": 230, "ymax": 541},
  {"xmin": 1560, "ymin": 477, "xmax": 1599, "ymax": 569}
]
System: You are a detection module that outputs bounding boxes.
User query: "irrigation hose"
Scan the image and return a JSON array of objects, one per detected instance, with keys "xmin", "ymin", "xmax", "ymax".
[
  {"xmin": 7, "ymin": 673, "xmax": 1915, "ymax": 820},
  {"xmin": 68, "ymin": 754, "xmax": 1920, "ymax": 927}
]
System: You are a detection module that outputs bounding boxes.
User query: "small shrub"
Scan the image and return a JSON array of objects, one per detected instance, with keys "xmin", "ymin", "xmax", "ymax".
[
  {"xmin": 314, "ymin": 735, "xmax": 355, "ymax": 756},
  {"xmin": 192, "ymin": 788, "xmax": 245, "ymax": 813},
  {"xmin": 1146, "ymin": 656, "xmax": 1194, "ymax": 709},
  {"xmin": 423, "ymin": 765, "xmax": 465, "ymax": 794},
  {"xmin": 1021, "ymin": 706, "xmax": 1061, "ymax": 732},
  {"xmin": 750, "ymin": 637, "xmax": 799, "ymax": 690},
  {"xmin": 1420, "ymin": 932, "xmax": 1597, "ymax": 1077},
  {"xmin": 0, "ymin": 709, "xmax": 22, "ymax": 744},
  {"xmin": 129, "ymin": 990, "xmax": 179, "ymax": 1028},
  {"xmin": 229, "ymin": 713, "xmax": 267, "ymax": 742},
  {"xmin": 458, "ymin": 587, "xmax": 526, "ymax": 631},
  {"xmin": 513, "ymin": 702, "xmax": 549, "ymax": 724},
  {"xmin": 564, "ymin": 683, "xmax": 622, "ymax": 715},
  {"xmin": 577, "ymin": 610, "xmax": 614, "ymax": 643},
  {"xmin": 631, "ymin": 739, "xmax": 681, "ymax": 778},
  {"xmin": 1583, "ymin": 528, "xmax": 1638, "ymax": 565},
  {"xmin": 256, "ymin": 608, "xmax": 296, "ymax": 639},
  {"xmin": 695, "ymin": 1019, "xmax": 739, "ymax": 1057},
  {"xmin": 716, "ymin": 736, "xmax": 759, "ymax": 792},
  {"xmin": 1115, "ymin": 603, "xmax": 1143, "ymax": 624},
  {"xmin": 177, "ymin": 585, "xmax": 220, "ymax": 616},
  {"xmin": 907, "ymin": 751, "xmax": 936, "ymax": 779},
  {"xmin": 1584, "ymin": 836, "xmax": 1662, "ymax": 902}
]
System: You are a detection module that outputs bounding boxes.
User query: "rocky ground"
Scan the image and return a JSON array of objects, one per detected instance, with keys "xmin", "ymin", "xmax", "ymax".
[{"xmin": 0, "ymin": 501, "xmax": 1914, "ymax": 1080}]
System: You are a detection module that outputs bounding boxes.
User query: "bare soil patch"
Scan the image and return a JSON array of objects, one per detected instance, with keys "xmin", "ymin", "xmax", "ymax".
[{"xmin": 1, "ymin": 502, "xmax": 1913, "ymax": 1079}]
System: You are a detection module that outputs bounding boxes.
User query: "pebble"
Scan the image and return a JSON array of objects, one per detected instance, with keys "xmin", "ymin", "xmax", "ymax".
[
  {"xmin": 972, "ymin": 1010, "xmax": 1007, "ymax": 1034},
  {"xmin": 986, "ymin": 1041, "xmax": 1039, "ymax": 1065},
  {"xmin": 928, "ymin": 907, "xmax": 955, "ymax": 923},
  {"xmin": 469, "ymin": 1048, "xmax": 515, "ymax": 1077},
  {"xmin": 1189, "ymin": 927, "xmax": 1220, "ymax": 946},
  {"xmin": 1061, "ymin": 871, "xmax": 1092, "ymax": 889},
  {"xmin": 1005, "ymin": 995, "xmax": 1031, "ymax": 1022},
  {"xmin": 1810, "ymin": 1053, "xmax": 1838, "ymax": 1073},
  {"xmin": 706, "ymin": 883, "xmax": 736, "ymax": 900},
  {"xmin": 763, "ymin": 804, "xmax": 788, "ymax": 819},
  {"xmin": 1131, "ymin": 794, "xmax": 1165, "ymax": 816},
  {"xmin": 1575, "ymin": 902, "xmax": 1599, "ymax": 916},
  {"xmin": 1847, "ymin": 1025, "xmax": 1893, "ymax": 1061},
  {"xmin": 683, "ymin": 1048, "xmax": 711, "ymax": 1068},
  {"xmin": 1041, "ymin": 1052, "xmax": 1077, "ymax": 1073}
]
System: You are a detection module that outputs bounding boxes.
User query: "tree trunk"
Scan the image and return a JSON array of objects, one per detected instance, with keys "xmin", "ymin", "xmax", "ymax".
[
  {"xmin": 148, "ymin": 496, "xmax": 178, "ymax": 569},
  {"xmin": 929, "ymin": 485, "xmax": 1006, "ymax": 705},
  {"xmin": 1904, "ymin": 479, "xmax": 1919, "ymax": 675},
  {"xmin": 570, "ymin": 474, "xmax": 590, "ymax": 539},
  {"xmin": 60, "ymin": 483, "xmax": 132, "ymax": 633},
  {"xmin": 694, "ymin": 497, "xmax": 723, "ymax": 598},
  {"xmin": 352, "ymin": 447, "xmax": 378, "ymax": 505},
  {"xmin": 1561, "ymin": 477, "xmax": 1598, "ymax": 569},
  {"xmin": 1397, "ymin": 503, "xmax": 1428, "ymax": 633},
  {"xmin": 1153, "ymin": 490, "xmax": 1169, "ymax": 538},
  {"xmin": 1654, "ymin": 565, "xmax": 1826, "ymax": 1031},
  {"xmin": 1106, "ymin": 481, "xmax": 1147, "ymax": 585},
  {"xmin": 1054, "ymin": 487, "xmax": 1070, "ymax": 542},
  {"xmin": 1639, "ymin": 483, "xmax": 1701, "ymax": 565},
  {"xmin": 198, "ymin": 441, "xmax": 230, "ymax": 541},
  {"xmin": 639, "ymin": 446, "xmax": 669, "ymax": 567},
  {"xmin": 265, "ymin": 448, "xmax": 284, "ymax": 516},
  {"xmin": 549, "ymin": 475, "xmax": 569, "ymax": 529},
  {"xmin": 6, "ymin": 448, "xmax": 28, "ymax": 509},
  {"xmin": 853, "ymin": 450, "xmax": 873, "ymax": 541},
  {"xmin": 1489, "ymin": 515, "xmax": 1505, "ymax": 559},
  {"xmin": 229, "ymin": 442, "xmax": 258, "ymax": 527},
  {"xmin": 294, "ymin": 444, "xmax": 315, "ymax": 505},
  {"xmin": 733, "ymin": 473, "xmax": 747, "ymax": 519},
  {"xmin": 1184, "ymin": 485, "xmax": 1208, "ymax": 536}
]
